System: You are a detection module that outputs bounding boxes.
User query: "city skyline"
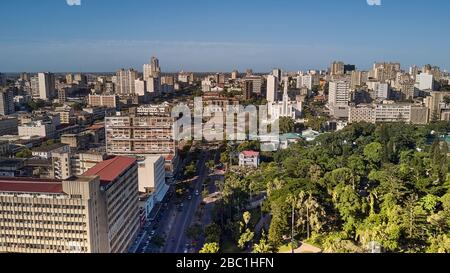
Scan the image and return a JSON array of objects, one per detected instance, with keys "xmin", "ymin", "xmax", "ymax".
[{"xmin": 1, "ymin": 0, "xmax": 450, "ymax": 72}]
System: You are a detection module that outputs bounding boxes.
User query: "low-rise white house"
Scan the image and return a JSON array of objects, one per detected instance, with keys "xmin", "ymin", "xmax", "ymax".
[{"xmin": 239, "ymin": 150, "xmax": 260, "ymax": 168}]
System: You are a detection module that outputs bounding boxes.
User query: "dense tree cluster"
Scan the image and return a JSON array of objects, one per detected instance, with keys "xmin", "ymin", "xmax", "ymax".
[
  {"xmin": 263, "ymin": 122, "xmax": 450, "ymax": 253},
  {"xmin": 213, "ymin": 121, "xmax": 450, "ymax": 253}
]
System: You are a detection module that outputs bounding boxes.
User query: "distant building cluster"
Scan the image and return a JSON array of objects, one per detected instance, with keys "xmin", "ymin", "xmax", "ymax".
[{"xmin": 0, "ymin": 56, "xmax": 449, "ymax": 253}]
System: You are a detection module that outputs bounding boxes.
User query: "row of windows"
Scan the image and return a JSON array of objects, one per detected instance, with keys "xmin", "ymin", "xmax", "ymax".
[
  {"xmin": 1, "ymin": 211, "xmax": 86, "ymax": 218},
  {"xmin": 0, "ymin": 243, "xmax": 88, "ymax": 252},
  {"xmin": 1, "ymin": 221, "xmax": 87, "ymax": 227},
  {"xmin": 1, "ymin": 204, "xmax": 84, "ymax": 210},
  {"xmin": 1, "ymin": 233, "xmax": 88, "ymax": 241}
]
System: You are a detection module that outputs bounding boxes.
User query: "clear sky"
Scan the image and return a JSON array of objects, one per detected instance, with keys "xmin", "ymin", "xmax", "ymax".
[{"xmin": 1, "ymin": 0, "xmax": 449, "ymax": 72}]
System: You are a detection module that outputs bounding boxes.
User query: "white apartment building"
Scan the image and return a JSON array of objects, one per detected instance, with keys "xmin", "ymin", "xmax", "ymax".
[
  {"xmin": 137, "ymin": 156, "xmax": 168, "ymax": 203},
  {"xmin": 415, "ymin": 73, "xmax": 434, "ymax": 91},
  {"xmin": 329, "ymin": 80, "xmax": 350, "ymax": 106},
  {"xmin": 349, "ymin": 103, "xmax": 428, "ymax": 124},
  {"xmin": 116, "ymin": 69, "xmax": 138, "ymax": 94},
  {"xmin": 266, "ymin": 75, "xmax": 278, "ymax": 103},
  {"xmin": 134, "ymin": 79, "xmax": 147, "ymax": 97},
  {"xmin": 38, "ymin": 72, "xmax": 55, "ymax": 100}
]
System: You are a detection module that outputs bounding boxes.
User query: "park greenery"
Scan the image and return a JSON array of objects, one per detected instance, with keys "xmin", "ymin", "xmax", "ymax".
[{"xmin": 211, "ymin": 121, "xmax": 450, "ymax": 253}]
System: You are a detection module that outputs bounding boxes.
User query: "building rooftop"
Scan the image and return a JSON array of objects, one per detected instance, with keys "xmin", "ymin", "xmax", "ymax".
[
  {"xmin": 32, "ymin": 143, "xmax": 68, "ymax": 153},
  {"xmin": 241, "ymin": 150, "xmax": 260, "ymax": 157},
  {"xmin": 83, "ymin": 156, "xmax": 136, "ymax": 185},
  {"xmin": 0, "ymin": 177, "xmax": 63, "ymax": 194}
]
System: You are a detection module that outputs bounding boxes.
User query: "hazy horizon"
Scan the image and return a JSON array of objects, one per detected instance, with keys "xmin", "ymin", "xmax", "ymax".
[{"xmin": 1, "ymin": 0, "xmax": 450, "ymax": 72}]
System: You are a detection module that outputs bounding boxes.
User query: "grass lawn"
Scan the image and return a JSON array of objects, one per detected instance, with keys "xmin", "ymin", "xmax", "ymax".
[{"xmin": 278, "ymin": 244, "xmax": 293, "ymax": 253}]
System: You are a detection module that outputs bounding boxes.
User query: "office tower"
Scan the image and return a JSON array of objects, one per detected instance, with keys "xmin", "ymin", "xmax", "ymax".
[
  {"xmin": 83, "ymin": 156, "xmax": 140, "ymax": 253},
  {"xmin": 415, "ymin": 73, "xmax": 434, "ymax": 91},
  {"xmin": 329, "ymin": 80, "xmax": 350, "ymax": 106},
  {"xmin": 0, "ymin": 156, "xmax": 139, "ymax": 253},
  {"xmin": 272, "ymin": 68, "xmax": 282, "ymax": 80},
  {"xmin": 231, "ymin": 70, "xmax": 239, "ymax": 80},
  {"xmin": 331, "ymin": 61, "xmax": 345, "ymax": 76},
  {"xmin": 38, "ymin": 72, "xmax": 56, "ymax": 100},
  {"xmin": 266, "ymin": 75, "xmax": 278, "ymax": 103},
  {"xmin": 116, "ymin": 69, "xmax": 138, "ymax": 94},
  {"xmin": 0, "ymin": 88, "xmax": 15, "ymax": 116}
]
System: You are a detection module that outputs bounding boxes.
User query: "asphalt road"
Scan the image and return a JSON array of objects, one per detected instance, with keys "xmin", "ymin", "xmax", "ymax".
[{"xmin": 163, "ymin": 151, "xmax": 210, "ymax": 253}]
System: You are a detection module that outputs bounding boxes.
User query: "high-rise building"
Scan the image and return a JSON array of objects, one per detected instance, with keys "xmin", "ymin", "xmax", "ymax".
[
  {"xmin": 143, "ymin": 57, "xmax": 161, "ymax": 80},
  {"xmin": 30, "ymin": 76, "xmax": 40, "ymax": 98},
  {"xmin": 134, "ymin": 79, "xmax": 147, "ymax": 97},
  {"xmin": 116, "ymin": 69, "xmax": 138, "ymax": 95},
  {"xmin": 329, "ymin": 80, "xmax": 350, "ymax": 118},
  {"xmin": 344, "ymin": 64, "xmax": 356, "ymax": 74},
  {"xmin": 266, "ymin": 75, "xmax": 278, "ymax": 103},
  {"xmin": 329, "ymin": 80, "xmax": 350, "ymax": 106},
  {"xmin": 0, "ymin": 156, "xmax": 139, "ymax": 253},
  {"xmin": 331, "ymin": 61, "xmax": 345, "ymax": 76},
  {"xmin": 243, "ymin": 80, "xmax": 253, "ymax": 100},
  {"xmin": 0, "ymin": 88, "xmax": 15, "ymax": 116},
  {"xmin": 244, "ymin": 76, "xmax": 262, "ymax": 95},
  {"xmin": 272, "ymin": 68, "xmax": 282, "ymax": 80},
  {"xmin": 415, "ymin": 73, "xmax": 434, "ymax": 91},
  {"xmin": 350, "ymin": 71, "xmax": 363, "ymax": 89},
  {"xmin": 38, "ymin": 72, "xmax": 55, "ymax": 100},
  {"xmin": 371, "ymin": 62, "xmax": 401, "ymax": 82},
  {"xmin": 105, "ymin": 113, "xmax": 176, "ymax": 157}
]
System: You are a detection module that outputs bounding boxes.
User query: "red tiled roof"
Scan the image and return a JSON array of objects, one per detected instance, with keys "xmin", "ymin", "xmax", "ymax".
[
  {"xmin": 83, "ymin": 156, "xmax": 136, "ymax": 185},
  {"xmin": 0, "ymin": 178, "xmax": 64, "ymax": 194},
  {"xmin": 241, "ymin": 150, "xmax": 260, "ymax": 157}
]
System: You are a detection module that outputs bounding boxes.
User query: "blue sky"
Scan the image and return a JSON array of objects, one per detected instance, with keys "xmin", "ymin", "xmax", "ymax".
[{"xmin": 1, "ymin": 0, "xmax": 449, "ymax": 72}]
